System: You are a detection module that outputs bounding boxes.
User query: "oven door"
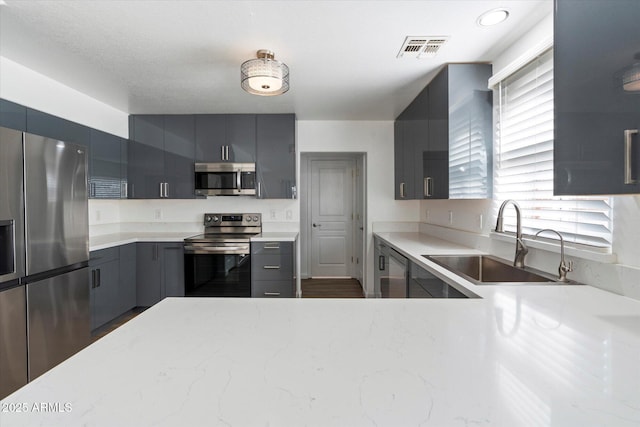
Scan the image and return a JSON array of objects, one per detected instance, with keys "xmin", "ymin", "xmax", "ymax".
[{"xmin": 184, "ymin": 243, "xmax": 251, "ymax": 297}]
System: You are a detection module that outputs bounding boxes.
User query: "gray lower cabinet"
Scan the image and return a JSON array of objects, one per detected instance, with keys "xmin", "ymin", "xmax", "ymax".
[
  {"xmin": 118, "ymin": 243, "xmax": 137, "ymax": 313},
  {"xmin": 136, "ymin": 242, "xmax": 184, "ymax": 306},
  {"xmin": 251, "ymin": 241, "xmax": 295, "ymax": 297},
  {"xmin": 409, "ymin": 262, "xmax": 466, "ymax": 298},
  {"xmin": 554, "ymin": 0, "xmax": 640, "ymax": 195},
  {"xmin": 90, "ymin": 247, "xmax": 122, "ymax": 330},
  {"xmin": 256, "ymin": 114, "xmax": 296, "ymax": 199}
]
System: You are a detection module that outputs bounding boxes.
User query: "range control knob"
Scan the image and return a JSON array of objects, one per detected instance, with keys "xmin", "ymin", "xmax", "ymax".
[
  {"xmin": 212, "ymin": 215, "xmax": 220, "ymax": 223},
  {"xmin": 246, "ymin": 217, "xmax": 252, "ymax": 222},
  {"xmin": 205, "ymin": 215, "xmax": 213, "ymax": 223},
  {"xmin": 253, "ymin": 216, "xmax": 259, "ymax": 222}
]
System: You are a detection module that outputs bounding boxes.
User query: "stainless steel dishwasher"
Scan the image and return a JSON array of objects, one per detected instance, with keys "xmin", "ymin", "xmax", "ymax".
[{"xmin": 383, "ymin": 247, "xmax": 409, "ymax": 298}]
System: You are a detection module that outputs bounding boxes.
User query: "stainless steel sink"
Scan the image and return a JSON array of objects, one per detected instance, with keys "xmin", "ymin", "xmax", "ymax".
[{"xmin": 423, "ymin": 254, "xmax": 582, "ymax": 285}]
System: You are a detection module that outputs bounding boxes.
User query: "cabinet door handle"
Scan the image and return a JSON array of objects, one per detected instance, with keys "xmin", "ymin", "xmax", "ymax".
[
  {"xmin": 624, "ymin": 129, "xmax": 638, "ymax": 184},
  {"xmin": 159, "ymin": 182, "xmax": 164, "ymax": 198},
  {"xmin": 425, "ymin": 177, "xmax": 433, "ymax": 197},
  {"xmin": 264, "ymin": 243, "xmax": 280, "ymax": 249},
  {"xmin": 96, "ymin": 268, "xmax": 101, "ymax": 288},
  {"xmin": 379, "ymin": 255, "xmax": 385, "ymax": 271},
  {"xmin": 257, "ymin": 181, "xmax": 262, "ymax": 198},
  {"xmin": 226, "ymin": 146, "xmax": 230, "ymax": 161},
  {"xmin": 264, "ymin": 292, "xmax": 281, "ymax": 296},
  {"xmin": 122, "ymin": 182, "xmax": 128, "ymax": 199},
  {"xmin": 263, "ymin": 265, "xmax": 281, "ymax": 270},
  {"xmin": 400, "ymin": 182, "xmax": 405, "ymax": 198},
  {"xmin": 221, "ymin": 146, "xmax": 226, "ymax": 161},
  {"xmin": 164, "ymin": 182, "xmax": 169, "ymax": 198},
  {"xmin": 91, "ymin": 270, "xmax": 96, "ymax": 288}
]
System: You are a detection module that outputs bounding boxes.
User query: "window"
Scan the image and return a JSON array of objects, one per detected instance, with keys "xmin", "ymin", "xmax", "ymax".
[{"xmin": 493, "ymin": 49, "xmax": 612, "ymax": 248}]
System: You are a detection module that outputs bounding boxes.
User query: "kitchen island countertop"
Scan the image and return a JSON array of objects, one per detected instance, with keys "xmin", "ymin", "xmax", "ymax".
[{"xmin": 3, "ymin": 233, "xmax": 640, "ymax": 426}]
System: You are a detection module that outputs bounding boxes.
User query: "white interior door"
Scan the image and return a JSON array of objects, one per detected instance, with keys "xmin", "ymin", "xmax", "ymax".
[{"xmin": 310, "ymin": 159, "xmax": 354, "ymax": 277}]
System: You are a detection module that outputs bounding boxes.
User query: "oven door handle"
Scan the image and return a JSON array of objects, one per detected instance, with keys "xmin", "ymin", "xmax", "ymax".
[{"xmin": 184, "ymin": 245, "xmax": 249, "ymax": 254}]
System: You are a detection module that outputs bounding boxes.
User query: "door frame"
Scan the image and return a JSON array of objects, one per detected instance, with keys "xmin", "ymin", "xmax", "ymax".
[{"xmin": 300, "ymin": 152, "xmax": 367, "ymax": 283}]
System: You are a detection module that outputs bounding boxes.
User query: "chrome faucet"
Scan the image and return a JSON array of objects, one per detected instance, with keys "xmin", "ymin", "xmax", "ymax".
[
  {"xmin": 534, "ymin": 229, "xmax": 574, "ymax": 282},
  {"xmin": 495, "ymin": 200, "xmax": 528, "ymax": 268}
]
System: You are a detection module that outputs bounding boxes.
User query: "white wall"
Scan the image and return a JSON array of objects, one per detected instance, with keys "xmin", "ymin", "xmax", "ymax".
[
  {"xmin": 297, "ymin": 121, "xmax": 420, "ymax": 296},
  {"xmin": 0, "ymin": 56, "xmax": 129, "ymax": 137}
]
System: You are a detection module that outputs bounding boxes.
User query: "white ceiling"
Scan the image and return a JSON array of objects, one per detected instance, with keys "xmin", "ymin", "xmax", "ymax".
[{"xmin": 0, "ymin": 0, "xmax": 552, "ymax": 120}]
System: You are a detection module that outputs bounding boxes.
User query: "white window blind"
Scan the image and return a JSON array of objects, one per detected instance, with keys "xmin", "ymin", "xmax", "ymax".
[{"xmin": 494, "ymin": 49, "xmax": 612, "ymax": 248}]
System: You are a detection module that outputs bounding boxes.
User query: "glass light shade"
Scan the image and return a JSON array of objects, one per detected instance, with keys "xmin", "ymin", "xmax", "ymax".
[
  {"xmin": 622, "ymin": 64, "xmax": 640, "ymax": 92},
  {"xmin": 477, "ymin": 9, "xmax": 509, "ymax": 26},
  {"xmin": 241, "ymin": 53, "xmax": 289, "ymax": 96}
]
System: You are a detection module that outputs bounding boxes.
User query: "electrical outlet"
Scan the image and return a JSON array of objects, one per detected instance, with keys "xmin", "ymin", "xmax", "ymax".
[
  {"xmin": 448, "ymin": 210, "xmax": 453, "ymax": 225},
  {"xmin": 154, "ymin": 209, "xmax": 162, "ymax": 220}
]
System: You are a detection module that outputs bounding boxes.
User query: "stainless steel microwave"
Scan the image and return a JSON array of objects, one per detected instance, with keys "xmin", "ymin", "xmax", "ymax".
[{"xmin": 194, "ymin": 163, "xmax": 256, "ymax": 196}]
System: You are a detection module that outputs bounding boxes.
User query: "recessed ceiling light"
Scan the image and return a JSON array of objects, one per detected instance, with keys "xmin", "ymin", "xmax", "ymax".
[{"xmin": 477, "ymin": 8, "xmax": 510, "ymax": 27}]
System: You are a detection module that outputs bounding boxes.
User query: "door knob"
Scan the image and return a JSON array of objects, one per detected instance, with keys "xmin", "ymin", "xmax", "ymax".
[{"xmin": 312, "ymin": 223, "xmax": 321, "ymax": 227}]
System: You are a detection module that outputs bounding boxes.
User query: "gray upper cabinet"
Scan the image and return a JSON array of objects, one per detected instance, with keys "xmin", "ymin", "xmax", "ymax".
[
  {"xmin": 163, "ymin": 115, "xmax": 195, "ymax": 199},
  {"xmin": 554, "ymin": 0, "xmax": 640, "ymax": 195},
  {"xmin": 26, "ymin": 108, "xmax": 91, "ymax": 147},
  {"xmin": 89, "ymin": 129, "xmax": 125, "ymax": 199},
  {"xmin": 394, "ymin": 63, "xmax": 492, "ymax": 200},
  {"xmin": 0, "ymin": 99, "xmax": 27, "ymax": 131},
  {"xmin": 256, "ymin": 114, "xmax": 296, "ymax": 199},
  {"xmin": 128, "ymin": 115, "xmax": 195, "ymax": 199},
  {"xmin": 195, "ymin": 114, "xmax": 256, "ymax": 162}
]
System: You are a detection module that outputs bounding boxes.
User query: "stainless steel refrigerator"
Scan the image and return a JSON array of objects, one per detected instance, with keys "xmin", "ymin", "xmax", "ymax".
[{"xmin": 0, "ymin": 126, "xmax": 90, "ymax": 399}]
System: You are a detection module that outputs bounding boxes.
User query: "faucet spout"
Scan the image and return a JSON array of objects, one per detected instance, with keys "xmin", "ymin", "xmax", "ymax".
[
  {"xmin": 495, "ymin": 200, "xmax": 528, "ymax": 268},
  {"xmin": 534, "ymin": 229, "xmax": 574, "ymax": 282}
]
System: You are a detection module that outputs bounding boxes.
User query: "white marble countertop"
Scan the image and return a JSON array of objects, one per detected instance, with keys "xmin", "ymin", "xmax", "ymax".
[
  {"xmin": 250, "ymin": 232, "xmax": 299, "ymax": 242},
  {"xmin": 90, "ymin": 232, "xmax": 198, "ymax": 251},
  {"xmin": 90, "ymin": 231, "xmax": 298, "ymax": 251},
  {"xmin": 3, "ymin": 232, "xmax": 640, "ymax": 426}
]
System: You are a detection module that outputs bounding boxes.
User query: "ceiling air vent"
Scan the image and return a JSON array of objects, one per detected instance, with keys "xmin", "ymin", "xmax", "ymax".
[{"xmin": 397, "ymin": 36, "xmax": 449, "ymax": 59}]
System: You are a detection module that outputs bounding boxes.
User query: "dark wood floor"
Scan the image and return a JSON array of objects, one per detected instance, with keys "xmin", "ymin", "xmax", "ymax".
[
  {"xmin": 92, "ymin": 280, "xmax": 364, "ymax": 339},
  {"xmin": 92, "ymin": 307, "xmax": 147, "ymax": 342},
  {"xmin": 302, "ymin": 278, "xmax": 364, "ymax": 298}
]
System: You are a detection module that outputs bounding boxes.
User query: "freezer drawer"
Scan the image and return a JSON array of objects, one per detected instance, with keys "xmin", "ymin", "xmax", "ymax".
[
  {"xmin": 27, "ymin": 267, "xmax": 90, "ymax": 380},
  {"xmin": 0, "ymin": 285, "xmax": 28, "ymax": 399}
]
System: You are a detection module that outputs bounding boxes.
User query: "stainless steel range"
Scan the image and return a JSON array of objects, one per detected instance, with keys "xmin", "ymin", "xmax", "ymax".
[{"xmin": 184, "ymin": 213, "xmax": 262, "ymax": 297}]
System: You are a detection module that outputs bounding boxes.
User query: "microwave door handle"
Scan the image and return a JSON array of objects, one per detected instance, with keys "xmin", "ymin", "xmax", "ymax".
[{"xmin": 236, "ymin": 169, "xmax": 241, "ymax": 193}]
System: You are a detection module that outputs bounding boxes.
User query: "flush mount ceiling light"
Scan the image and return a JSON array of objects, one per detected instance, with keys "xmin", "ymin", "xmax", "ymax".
[
  {"xmin": 477, "ymin": 8, "xmax": 510, "ymax": 27},
  {"xmin": 241, "ymin": 49, "xmax": 289, "ymax": 96}
]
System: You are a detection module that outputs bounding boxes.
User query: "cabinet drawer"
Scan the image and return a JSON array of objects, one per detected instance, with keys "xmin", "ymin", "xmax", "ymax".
[
  {"xmin": 90, "ymin": 247, "xmax": 120, "ymax": 265},
  {"xmin": 251, "ymin": 280, "xmax": 294, "ymax": 298},
  {"xmin": 251, "ymin": 254, "xmax": 293, "ymax": 281},
  {"xmin": 251, "ymin": 241, "xmax": 293, "ymax": 256}
]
